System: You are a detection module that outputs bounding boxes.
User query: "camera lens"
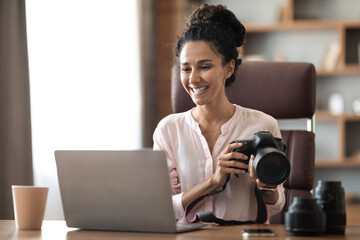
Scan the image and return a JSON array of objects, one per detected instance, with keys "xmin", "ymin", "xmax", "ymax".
[
  {"xmin": 314, "ymin": 181, "xmax": 346, "ymax": 234},
  {"xmin": 285, "ymin": 197, "xmax": 326, "ymax": 236},
  {"xmin": 253, "ymin": 148, "xmax": 290, "ymax": 186}
]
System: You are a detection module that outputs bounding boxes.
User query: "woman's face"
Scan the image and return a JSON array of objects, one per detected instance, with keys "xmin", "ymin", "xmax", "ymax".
[{"xmin": 179, "ymin": 41, "xmax": 234, "ymax": 107}]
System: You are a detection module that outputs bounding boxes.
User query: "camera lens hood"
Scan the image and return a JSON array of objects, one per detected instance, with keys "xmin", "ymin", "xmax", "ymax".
[{"xmin": 285, "ymin": 197, "xmax": 326, "ymax": 236}]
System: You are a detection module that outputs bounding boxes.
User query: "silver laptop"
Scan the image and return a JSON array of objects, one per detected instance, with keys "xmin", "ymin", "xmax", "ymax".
[{"xmin": 55, "ymin": 149, "xmax": 204, "ymax": 233}]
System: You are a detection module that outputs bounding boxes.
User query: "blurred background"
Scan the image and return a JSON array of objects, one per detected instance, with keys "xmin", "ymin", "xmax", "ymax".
[{"xmin": 1, "ymin": 0, "xmax": 360, "ymax": 224}]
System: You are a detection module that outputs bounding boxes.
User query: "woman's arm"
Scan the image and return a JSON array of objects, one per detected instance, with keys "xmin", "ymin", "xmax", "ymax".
[{"xmin": 181, "ymin": 141, "xmax": 249, "ymax": 208}]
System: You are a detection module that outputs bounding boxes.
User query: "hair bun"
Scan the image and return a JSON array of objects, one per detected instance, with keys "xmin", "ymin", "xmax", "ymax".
[{"xmin": 187, "ymin": 4, "xmax": 246, "ymax": 47}]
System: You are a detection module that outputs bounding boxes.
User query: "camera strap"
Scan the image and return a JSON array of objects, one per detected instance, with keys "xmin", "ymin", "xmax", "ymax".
[{"xmin": 184, "ymin": 176, "xmax": 268, "ymax": 225}]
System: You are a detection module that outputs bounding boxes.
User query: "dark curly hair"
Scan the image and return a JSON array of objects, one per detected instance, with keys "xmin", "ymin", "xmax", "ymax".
[{"xmin": 175, "ymin": 4, "xmax": 246, "ymax": 87}]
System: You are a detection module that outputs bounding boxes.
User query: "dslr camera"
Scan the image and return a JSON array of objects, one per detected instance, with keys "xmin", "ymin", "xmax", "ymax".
[{"xmin": 230, "ymin": 130, "xmax": 290, "ymax": 186}]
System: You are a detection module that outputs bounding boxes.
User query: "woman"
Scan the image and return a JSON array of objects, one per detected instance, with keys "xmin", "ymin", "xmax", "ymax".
[{"xmin": 153, "ymin": 4, "xmax": 285, "ymax": 223}]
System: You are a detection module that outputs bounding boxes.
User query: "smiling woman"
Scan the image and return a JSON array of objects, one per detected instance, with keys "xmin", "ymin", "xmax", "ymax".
[
  {"xmin": 25, "ymin": 0, "xmax": 141, "ymax": 219},
  {"xmin": 153, "ymin": 4, "xmax": 285, "ymax": 224}
]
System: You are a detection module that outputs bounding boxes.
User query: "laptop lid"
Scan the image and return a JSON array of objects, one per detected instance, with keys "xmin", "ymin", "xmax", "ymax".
[{"xmin": 55, "ymin": 150, "xmax": 182, "ymax": 233}]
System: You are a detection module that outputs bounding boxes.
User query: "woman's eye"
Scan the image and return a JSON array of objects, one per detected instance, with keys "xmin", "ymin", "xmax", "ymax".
[
  {"xmin": 181, "ymin": 67, "xmax": 191, "ymax": 72},
  {"xmin": 200, "ymin": 65, "xmax": 211, "ymax": 70}
]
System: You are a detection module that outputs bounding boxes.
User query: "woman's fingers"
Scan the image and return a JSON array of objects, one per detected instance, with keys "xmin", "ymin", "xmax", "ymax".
[
  {"xmin": 219, "ymin": 151, "xmax": 248, "ymax": 161},
  {"xmin": 219, "ymin": 142, "xmax": 248, "ymax": 162},
  {"xmin": 221, "ymin": 142, "xmax": 242, "ymax": 155},
  {"xmin": 213, "ymin": 141, "xmax": 251, "ymax": 186},
  {"xmin": 217, "ymin": 159, "xmax": 247, "ymax": 175},
  {"xmin": 249, "ymin": 155, "xmax": 257, "ymax": 182},
  {"xmin": 256, "ymin": 179, "xmax": 277, "ymax": 190}
]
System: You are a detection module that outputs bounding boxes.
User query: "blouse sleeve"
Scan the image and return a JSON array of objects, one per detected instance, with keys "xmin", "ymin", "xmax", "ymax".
[
  {"xmin": 266, "ymin": 183, "xmax": 286, "ymax": 216},
  {"xmin": 153, "ymin": 123, "xmax": 185, "ymax": 219}
]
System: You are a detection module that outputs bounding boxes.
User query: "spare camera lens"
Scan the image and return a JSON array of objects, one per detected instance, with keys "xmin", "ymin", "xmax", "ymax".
[
  {"xmin": 285, "ymin": 197, "xmax": 326, "ymax": 236},
  {"xmin": 314, "ymin": 181, "xmax": 346, "ymax": 234}
]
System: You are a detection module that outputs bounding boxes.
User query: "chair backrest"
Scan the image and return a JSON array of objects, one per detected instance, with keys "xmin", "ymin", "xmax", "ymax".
[{"xmin": 171, "ymin": 61, "xmax": 316, "ymax": 224}]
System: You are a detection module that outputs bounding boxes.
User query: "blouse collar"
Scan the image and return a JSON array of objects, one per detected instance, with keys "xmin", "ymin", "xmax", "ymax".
[{"xmin": 186, "ymin": 104, "xmax": 243, "ymax": 134}]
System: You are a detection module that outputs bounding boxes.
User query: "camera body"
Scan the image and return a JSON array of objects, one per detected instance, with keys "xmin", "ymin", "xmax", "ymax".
[{"xmin": 230, "ymin": 130, "xmax": 290, "ymax": 186}]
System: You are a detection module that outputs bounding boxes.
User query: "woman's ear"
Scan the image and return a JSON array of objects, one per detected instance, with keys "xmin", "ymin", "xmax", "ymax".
[{"xmin": 225, "ymin": 59, "xmax": 235, "ymax": 79}]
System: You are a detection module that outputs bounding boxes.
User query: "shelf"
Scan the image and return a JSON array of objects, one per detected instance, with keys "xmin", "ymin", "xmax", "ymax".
[
  {"xmin": 245, "ymin": 20, "xmax": 360, "ymax": 33},
  {"xmin": 240, "ymin": 0, "xmax": 360, "ymax": 169},
  {"xmin": 316, "ymin": 65, "xmax": 360, "ymax": 76},
  {"xmin": 244, "ymin": 20, "xmax": 360, "ymax": 75},
  {"xmin": 316, "ymin": 158, "xmax": 360, "ymax": 168},
  {"xmin": 315, "ymin": 111, "xmax": 360, "ymax": 167},
  {"xmin": 345, "ymin": 28, "xmax": 360, "ymax": 65},
  {"xmin": 316, "ymin": 111, "xmax": 360, "ymax": 121}
]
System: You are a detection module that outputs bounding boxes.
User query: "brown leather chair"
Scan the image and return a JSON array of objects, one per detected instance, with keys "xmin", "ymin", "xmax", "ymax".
[{"xmin": 171, "ymin": 61, "xmax": 316, "ymax": 224}]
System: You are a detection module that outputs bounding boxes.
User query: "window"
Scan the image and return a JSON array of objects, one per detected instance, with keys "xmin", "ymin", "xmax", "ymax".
[{"xmin": 26, "ymin": 0, "xmax": 141, "ymax": 219}]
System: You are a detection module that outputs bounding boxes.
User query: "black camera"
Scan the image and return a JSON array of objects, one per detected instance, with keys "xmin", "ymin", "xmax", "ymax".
[{"xmin": 230, "ymin": 130, "xmax": 290, "ymax": 186}]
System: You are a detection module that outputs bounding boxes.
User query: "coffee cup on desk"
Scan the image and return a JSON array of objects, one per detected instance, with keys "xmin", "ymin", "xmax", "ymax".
[{"xmin": 11, "ymin": 185, "xmax": 49, "ymax": 230}]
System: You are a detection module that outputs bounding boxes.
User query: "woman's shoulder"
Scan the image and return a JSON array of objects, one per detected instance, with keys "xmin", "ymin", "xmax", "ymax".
[
  {"xmin": 153, "ymin": 110, "xmax": 193, "ymax": 144},
  {"xmin": 234, "ymin": 104, "xmax": 280, "ymax": 137},
  {"xmin": 235, "ymin": 104, "xmax": 278, "ymax": 125},
  {"xmin": 155, "ymin": 111, "xmax": 190, "ymax": 131}
]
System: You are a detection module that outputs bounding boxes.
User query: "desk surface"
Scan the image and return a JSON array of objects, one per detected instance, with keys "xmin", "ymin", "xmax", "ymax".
[{"xmin": 1, "ymin": 220, "xmax": 360, "ymax": 240}]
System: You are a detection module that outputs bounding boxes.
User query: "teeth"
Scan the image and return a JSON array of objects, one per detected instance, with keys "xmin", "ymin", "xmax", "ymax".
[{"xmin": 192, "ymin": 86, "xmax": 208, "ymax": 94}]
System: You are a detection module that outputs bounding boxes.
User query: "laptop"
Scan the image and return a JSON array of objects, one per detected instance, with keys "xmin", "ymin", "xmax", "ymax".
[{"xmin": 55, "ymin": 149, "xmax": 205, "ymax": 233}]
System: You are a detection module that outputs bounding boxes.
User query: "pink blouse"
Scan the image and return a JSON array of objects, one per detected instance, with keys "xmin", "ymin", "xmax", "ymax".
[{"xmin": 153, "ymin": 104, "xmax": 285, "ymax": 222}]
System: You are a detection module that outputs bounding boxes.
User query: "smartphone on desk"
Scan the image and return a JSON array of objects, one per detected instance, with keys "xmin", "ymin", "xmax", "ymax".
[{"xmin": 242, "ymin": 229, "xmax": 275, "ymax": 237}]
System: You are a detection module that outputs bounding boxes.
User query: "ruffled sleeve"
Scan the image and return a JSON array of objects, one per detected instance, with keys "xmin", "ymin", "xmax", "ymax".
[
  {"xmin": 266, "ymin": 183, "xmax": 286, "ymax": 216},
  {"xmin": 153, "ymin": 120, "xmax": 184, "ymax": 219}
]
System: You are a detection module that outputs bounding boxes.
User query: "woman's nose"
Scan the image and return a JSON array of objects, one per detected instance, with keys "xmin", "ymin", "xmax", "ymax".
[{"xmin": 189, "ymin": 70, "xmax": 200, "ymax": 84}]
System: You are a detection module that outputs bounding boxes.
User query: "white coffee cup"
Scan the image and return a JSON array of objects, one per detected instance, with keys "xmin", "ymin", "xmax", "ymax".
[
  {"xmin": 353, "ymin": 99, "xmax": 360, "ymax": 116},
  {"xmin": 328, "ymin": 92, "xmax": 344, "ymax": 115},
  {"xmin": 12, "ymin": 185, "xmax": 49, "ymax": 230}
]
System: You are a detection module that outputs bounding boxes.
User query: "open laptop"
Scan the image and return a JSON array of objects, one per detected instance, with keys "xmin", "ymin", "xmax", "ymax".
[{"xmin": 55, "ymin": 149, "xmax": 205, "ymax": 233}]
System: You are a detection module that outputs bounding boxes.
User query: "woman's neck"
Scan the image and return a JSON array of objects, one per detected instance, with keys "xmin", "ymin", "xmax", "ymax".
[{"xmin": 192, "ymin": 99, "xmax": 235, "ymax": 127}]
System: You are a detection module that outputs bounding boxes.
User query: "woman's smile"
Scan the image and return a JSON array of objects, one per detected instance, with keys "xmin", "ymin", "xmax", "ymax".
[{"xmin": 191, "ymin": 86, "xmax": 209, "ymax": 95}]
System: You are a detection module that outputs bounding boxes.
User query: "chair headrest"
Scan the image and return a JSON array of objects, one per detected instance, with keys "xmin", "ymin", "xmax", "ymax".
[{"xmin": 171, "ymin": 61, "xmax": 316, "ymax": 119}]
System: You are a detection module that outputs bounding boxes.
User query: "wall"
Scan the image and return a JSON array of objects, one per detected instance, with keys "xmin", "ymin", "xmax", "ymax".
[{"xmin": 154, "ymin": 0, "xmax": 188, "ymax": 126}]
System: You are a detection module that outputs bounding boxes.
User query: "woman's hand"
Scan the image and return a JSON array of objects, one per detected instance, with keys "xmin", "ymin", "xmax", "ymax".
[
  {"xmin": 211, "ymin": 142, "xmax": 249, "ymax": 188},
  {"xmin": 249, "ymin": 155, "xmax": 279, "ymax": 204},
  {"xmin": 182, "ymin": 142, "xmax": 249, "ymax": 208}
]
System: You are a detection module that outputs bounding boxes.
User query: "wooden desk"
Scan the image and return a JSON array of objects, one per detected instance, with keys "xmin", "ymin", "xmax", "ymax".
[
  {"xmin": 1, "ymin": 220, "xmax": 360, "ymax": 240},
  {"xmin": 347, "ymin": 204, "xmax": 360, "ymax": 225}
]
